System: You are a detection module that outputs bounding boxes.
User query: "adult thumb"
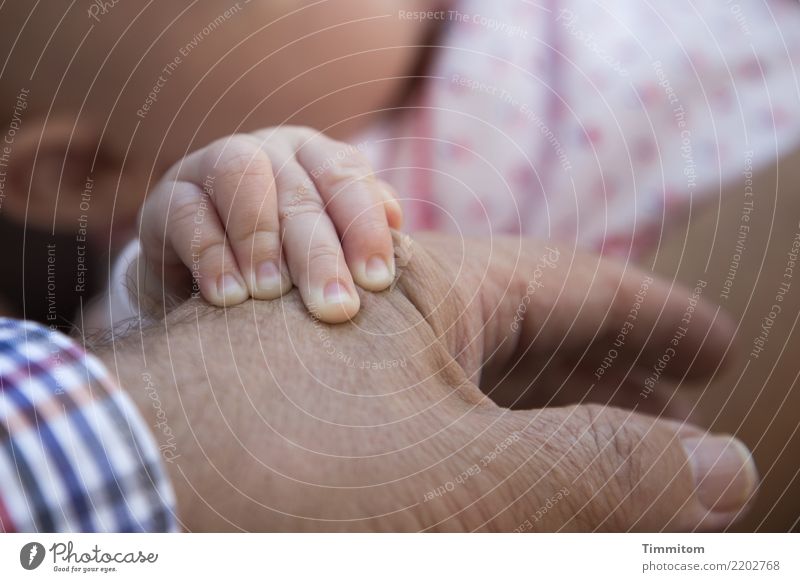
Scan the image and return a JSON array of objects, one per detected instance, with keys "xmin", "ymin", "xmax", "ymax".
[{"xmin": 507, "ymin": 404, "xmax": 758, "ymax": 531}]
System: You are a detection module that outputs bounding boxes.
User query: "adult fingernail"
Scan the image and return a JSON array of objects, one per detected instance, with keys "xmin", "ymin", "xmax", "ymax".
[
  {"xmin": 255, "ymin": 261, "xmax": 288, "ymax": 298},
  {"xmin": 323, "ymin": 280, "xmax": 353, "ymax": 305},
  {"xmin": 217, "ymin": 273, "xmax": 248, "ymax": 304},
  {"xmin": 682, "ymin": 435, "xmax": 758, "ymax": 513},
  {"xmin": 361, "ymin": 255, "xmax": 395, "ymax": 289}
]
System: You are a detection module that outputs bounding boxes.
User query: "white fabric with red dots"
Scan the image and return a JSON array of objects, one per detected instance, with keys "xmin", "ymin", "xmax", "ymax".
[{"xmin": 359, "ymin": 0, "xmax": 800, "ymax": 257}]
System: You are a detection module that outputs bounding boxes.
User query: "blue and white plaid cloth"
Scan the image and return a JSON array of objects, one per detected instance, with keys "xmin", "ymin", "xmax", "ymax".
[{"xmin": 0, "ymin": 318, "xmax": 176, "ymax": 532}]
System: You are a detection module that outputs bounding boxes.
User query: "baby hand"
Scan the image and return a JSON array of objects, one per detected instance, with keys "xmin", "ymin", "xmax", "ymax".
[{"xmin": 137, "ymin": 127, "xmax": 402, "ymax": 323}]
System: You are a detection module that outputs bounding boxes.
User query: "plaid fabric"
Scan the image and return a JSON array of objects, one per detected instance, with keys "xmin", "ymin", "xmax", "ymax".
[{"xmin": 0, "ymin": 318, "xmax": 176, "ymax": 532}]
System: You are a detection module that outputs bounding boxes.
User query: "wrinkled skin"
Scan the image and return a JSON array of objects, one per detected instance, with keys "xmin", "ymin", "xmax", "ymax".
[{"xmin": 99, "ymin": 233, "xmax": 752, "ymax": 531}]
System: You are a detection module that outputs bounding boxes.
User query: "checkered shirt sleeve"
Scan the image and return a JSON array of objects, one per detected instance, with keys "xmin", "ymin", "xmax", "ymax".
[{"xmin": 0, "ymin": 318, "xmax": 177, "ymax": 532}]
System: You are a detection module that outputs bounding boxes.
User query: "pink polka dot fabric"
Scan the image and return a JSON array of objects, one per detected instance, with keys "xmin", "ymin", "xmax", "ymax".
[{"xmin": 358, "ymin": 0, "xmax": 800, "ymax": 258}]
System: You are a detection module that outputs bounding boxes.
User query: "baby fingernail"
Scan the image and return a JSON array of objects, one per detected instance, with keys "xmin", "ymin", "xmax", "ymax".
[
  {"xmin": 682, "ymin": 435, "xmax": 758, "ymax": 513},
  {"xmin": 217, "ymin": 273, "xmax": 247, "ymax": 304},
  {"xmin": 323, "ymin": 280, "xmax": 353, "ymax": 305},
  {"xmin": 255, "ymin": 261, "xmax": 287, "ymax": 296},
  {"xmin": 363, "ymin": 255, "xmax": 395, "ymax": 288}
]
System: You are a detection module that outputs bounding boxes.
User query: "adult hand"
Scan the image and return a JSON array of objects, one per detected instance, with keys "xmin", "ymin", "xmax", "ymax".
[{"xmin": 98, "ymin": 233, "xmax": 756, "ymax": 531}]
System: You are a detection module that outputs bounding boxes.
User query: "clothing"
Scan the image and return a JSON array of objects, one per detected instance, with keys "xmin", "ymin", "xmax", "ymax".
[
  {"xmin": 86, "ymin": 239, "xmax": 145, "ymax": 331},
  {"xmin": 360, "ymin": 0, "xmax": 800, "ymax": 257},
  {"xmin": 0, "ymin": 318, "xmax": 176, "ymax": 532}
]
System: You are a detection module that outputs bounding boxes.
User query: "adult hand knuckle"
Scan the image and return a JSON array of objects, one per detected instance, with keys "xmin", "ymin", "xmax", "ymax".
[
  {"xmin": 580, "ymin": 405, "xmax": 641, "ymax": 478},
  {"xmin": 568, "ymin": 404, "xmax": 645, "ymax": 529}
]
